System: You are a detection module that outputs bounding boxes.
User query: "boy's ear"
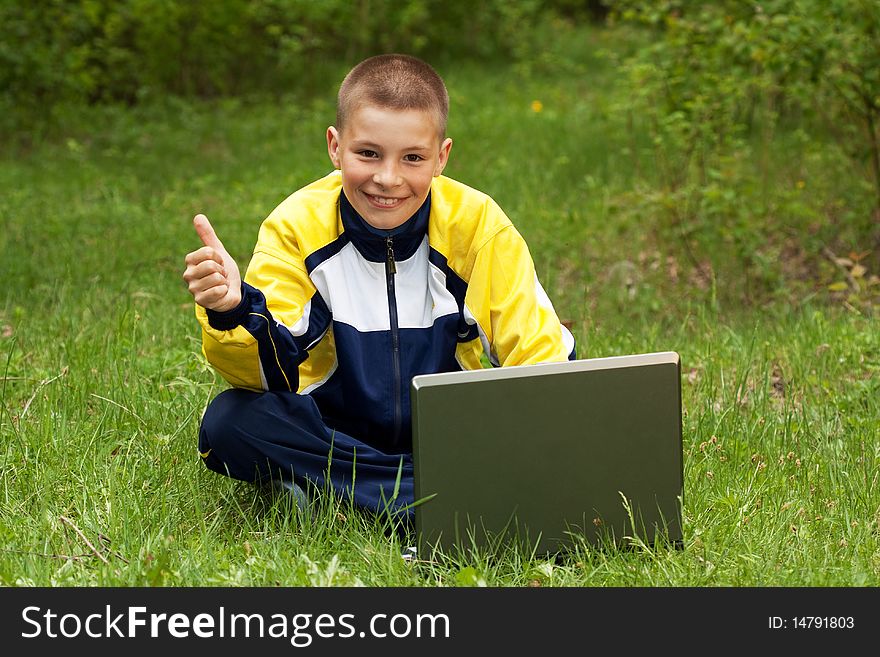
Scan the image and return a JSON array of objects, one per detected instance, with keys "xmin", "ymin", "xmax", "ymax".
[
  {"xmin": 434, "ymin": 137, "xmax": 453, "ymax": 177},
  {"xmin": 327, "ymin": 126, "xmax": 341, "ymax": 169}
]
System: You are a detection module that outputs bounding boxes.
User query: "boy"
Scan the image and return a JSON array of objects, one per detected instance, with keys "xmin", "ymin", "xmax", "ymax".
[{"xmin": 183, "ymin": 54, "xmax": 575, "ymax": 519}]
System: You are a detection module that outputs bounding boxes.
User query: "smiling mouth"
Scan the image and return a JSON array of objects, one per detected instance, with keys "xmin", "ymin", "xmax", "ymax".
[{"xmin": 365, "ymin": 193, "xmax": 406, "ymax": 208}]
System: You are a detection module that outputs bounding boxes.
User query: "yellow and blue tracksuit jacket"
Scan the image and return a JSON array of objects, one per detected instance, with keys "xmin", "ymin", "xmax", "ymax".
[{"xmin": 197, "ymin": 171, "xmax": 576, "ymax": 453}]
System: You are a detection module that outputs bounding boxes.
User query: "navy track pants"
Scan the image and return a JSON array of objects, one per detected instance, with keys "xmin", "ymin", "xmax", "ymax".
[{"xmin": 198, "ymin": 388, "xmax": 414, "ymax": 518}]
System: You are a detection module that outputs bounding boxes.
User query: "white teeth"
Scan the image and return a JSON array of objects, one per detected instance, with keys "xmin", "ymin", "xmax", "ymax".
[{"xmin": 370, "ymin": 194, "xmax": 399, "ymax": 206}]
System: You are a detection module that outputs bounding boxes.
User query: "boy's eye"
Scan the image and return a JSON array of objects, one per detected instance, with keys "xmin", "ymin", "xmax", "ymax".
[
  {"xmin": 404, "ymin": 154, "xmax": 425, "ymax": 162},
  {"xmin": 358, "ymin": 150, "xmax": 379, "ymax": 158}
]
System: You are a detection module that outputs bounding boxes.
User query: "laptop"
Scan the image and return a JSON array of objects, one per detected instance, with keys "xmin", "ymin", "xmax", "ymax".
[{"xmin": 410, "ymin": 352, "xmax": 683, "ymax": 555}]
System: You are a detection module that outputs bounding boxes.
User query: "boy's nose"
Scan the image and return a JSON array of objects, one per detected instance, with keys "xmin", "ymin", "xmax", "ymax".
[{"xmin": 373, "ymin": 162, "xmax": 402, "ymax": 188}]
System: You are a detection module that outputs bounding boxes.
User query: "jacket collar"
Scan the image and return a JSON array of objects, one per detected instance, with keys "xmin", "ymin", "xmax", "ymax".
[{"xmin": 339, "ymin": 190, "xmax": 430, "ymax": 263}]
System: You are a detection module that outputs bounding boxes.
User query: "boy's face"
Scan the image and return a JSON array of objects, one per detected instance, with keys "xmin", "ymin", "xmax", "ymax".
[{"xmin": 327, "ymin": 106, "xmax": 452, "ymax": 230}]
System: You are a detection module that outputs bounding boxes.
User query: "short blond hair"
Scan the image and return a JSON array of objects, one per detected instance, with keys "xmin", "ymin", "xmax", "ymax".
[{"xmin": 336, "ymin": 54, "xmax": 449, "ymax": 138}]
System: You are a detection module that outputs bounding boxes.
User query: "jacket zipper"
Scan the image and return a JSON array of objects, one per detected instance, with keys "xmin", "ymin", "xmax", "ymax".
[{"xmin": 385, "ymin": 236, "xmax": 402, "ymax": 446}]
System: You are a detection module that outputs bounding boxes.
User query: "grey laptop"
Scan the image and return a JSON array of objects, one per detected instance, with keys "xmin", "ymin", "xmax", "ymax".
[{"xmin": 410, "ymin": 352, "xmax": 683, "ymax": 555}]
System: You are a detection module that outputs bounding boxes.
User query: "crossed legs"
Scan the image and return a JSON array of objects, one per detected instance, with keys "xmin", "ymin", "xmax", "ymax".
[{"xmin": 197, "ymin": 388, "xmax": 414, "ymax": 519}]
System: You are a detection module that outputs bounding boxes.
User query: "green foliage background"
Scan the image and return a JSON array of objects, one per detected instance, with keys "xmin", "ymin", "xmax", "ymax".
[
  {"xmin": 0, "ymin": 1, "xmax": 600, "ymax": 122},
  {"xmin": 607, "ymin": 0, "xmax": 880, "ymax": 307}
]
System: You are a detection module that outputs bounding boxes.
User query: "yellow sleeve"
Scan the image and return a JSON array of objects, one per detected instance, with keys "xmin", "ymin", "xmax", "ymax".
[
  {"xmin": 195, "ymin": 236, "xmax": 322, "ymax": 393},
  {"xmin": 465, "ymin": 224, "xmax": 575, "ymax": 366},
  {"xmin": 196, "ymin": 303, "xmax": 263, "ymax": 391}
]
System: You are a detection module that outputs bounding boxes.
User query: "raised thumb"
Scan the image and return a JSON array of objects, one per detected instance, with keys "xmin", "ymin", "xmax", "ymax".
[{"xmin": 193, "ymin": 214, "xmax": 225, "ymax": 251}]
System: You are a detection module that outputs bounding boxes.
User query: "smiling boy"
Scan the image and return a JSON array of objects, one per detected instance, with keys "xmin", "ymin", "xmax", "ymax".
[{"xmin": 183, "ymin": 54, "xmax": 575, "ymax": 518}]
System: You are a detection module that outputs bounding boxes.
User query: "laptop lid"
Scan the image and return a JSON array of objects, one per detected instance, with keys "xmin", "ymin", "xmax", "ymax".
[{"xmin": 410, "ymin": 352, "xmax": 684, "ymax": 555}]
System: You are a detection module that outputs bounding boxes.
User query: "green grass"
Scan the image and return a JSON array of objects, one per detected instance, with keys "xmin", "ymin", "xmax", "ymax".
[{"xmin": 1, "ymin": 29, "xmax": 878, "ymax": 586}]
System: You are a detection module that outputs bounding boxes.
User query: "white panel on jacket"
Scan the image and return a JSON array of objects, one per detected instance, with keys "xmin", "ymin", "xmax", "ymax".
[{"xmin": 309, "ymin": 239, "xmax": 458, "ymax": 333}]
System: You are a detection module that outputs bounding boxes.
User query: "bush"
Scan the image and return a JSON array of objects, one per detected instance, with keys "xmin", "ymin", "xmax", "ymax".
[
  {"xmin": 605, "ymin": 0, "xmax": 880, "ymax": 307},
  {"xmin": 1, "ymin": 0, "xmax": 596, "ymax": 134}
]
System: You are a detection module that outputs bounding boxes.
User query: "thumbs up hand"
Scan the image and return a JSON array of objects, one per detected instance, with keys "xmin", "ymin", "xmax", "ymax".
[{"xmin": 183, "ymin": 214, "xmax": 243, "ymax": 312}]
